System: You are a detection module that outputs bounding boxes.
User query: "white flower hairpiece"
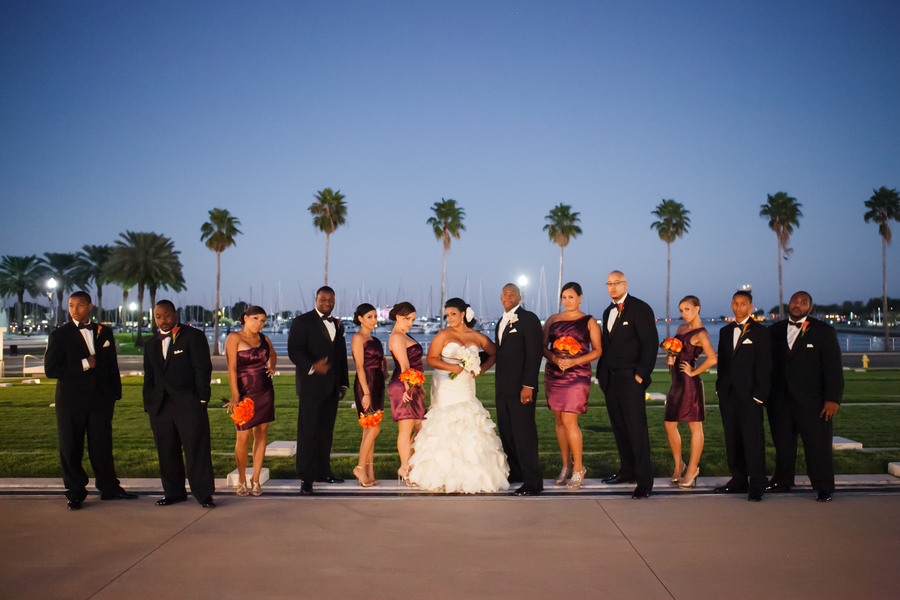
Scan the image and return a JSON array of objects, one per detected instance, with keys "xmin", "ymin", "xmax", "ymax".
[{"xmin": 465, "ymin": 307, "xmax": 475, "ymax": 321}]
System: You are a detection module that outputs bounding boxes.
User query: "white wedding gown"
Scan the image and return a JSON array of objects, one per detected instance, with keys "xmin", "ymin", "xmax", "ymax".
[{"xmin": 408, "ymin": 343, "xmax": 510, "ymax": 493}]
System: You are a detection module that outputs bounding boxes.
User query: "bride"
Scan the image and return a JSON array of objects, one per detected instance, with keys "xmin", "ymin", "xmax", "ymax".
[{"xmin": 408, "ymin": 298, "xmax": 510, "ymax": 493}]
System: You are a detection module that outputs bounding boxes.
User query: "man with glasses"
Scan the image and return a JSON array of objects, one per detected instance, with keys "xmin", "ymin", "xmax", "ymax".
[{"xmin": 597, "ymin": 271, "xmax": 659, "ymax": 498}]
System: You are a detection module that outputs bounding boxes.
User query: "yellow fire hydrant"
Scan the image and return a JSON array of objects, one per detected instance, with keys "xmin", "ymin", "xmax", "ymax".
[{"xmin": 862, "ymin": 355, "xmax": 869, "ymax": 370}]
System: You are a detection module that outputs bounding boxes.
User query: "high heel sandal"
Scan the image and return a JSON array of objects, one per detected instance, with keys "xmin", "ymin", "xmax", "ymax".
[
  {"xmin": 251, "ymin": 481, "xmax": 262, "ymax": 496},
  {"xmin": 368, "ymin": 462, "xmax": 379, "ymax": 486},
  {"xmin": 353, "ymin": 466, "xmax": 374, "ymax": 488},
  {"xmin": 670, "ymin": 462, "xmax": 687, "ymax": 486},
  {"xmin": 236, "ymin": 482, "xmax": 249, "ymax": 497},
  {"xmin": 397, "ymin": 466, "xmax": 418, "ymax": 487},
  {"xmin": 567, "ymin": 468, "xmax": 587, "ymax": 490},
  {"xmin": 678, "ymin": 467, "xmax": 700, "ymax": 489},
  {"xmin": 555, "ymin": 464, "xmax": 573, "ymax": 486}
]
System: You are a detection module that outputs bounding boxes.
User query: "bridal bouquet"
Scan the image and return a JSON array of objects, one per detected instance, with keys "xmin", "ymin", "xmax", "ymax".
[
  {"xmin": 660, "ymin": 337, "xmax": 683, "ymax": 368},
  {"xmin": 553, "ymin": 336, "xmax": 582, "ymax": 356},
  {"xmin": 229, "ymin": 398, "xmax": 255, "ymax": 427},
  {"xmin": 449, "ymin": 346, "xmax": 481, "ymax": 380}
]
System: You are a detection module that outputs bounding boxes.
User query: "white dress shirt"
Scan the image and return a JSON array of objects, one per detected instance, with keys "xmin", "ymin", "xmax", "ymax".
[
  {"xmin": 607, "ymin": 294, "xmax": 628, "ymax": 332},
  {"xmin": 310, "ymin": 309, "xmax": 337, "ymax": 375},
  {"xmin": 159, "ymin": 331, "xmax": 172, "ymax": 359},
  {"xmin": 787, "ymin": 316, "xmax": 807, "ymax": 350},
  {"xmin": 73, "ymin": 320, "xmax": 95, "ymax": 371},
  {"xmin": 733, "ymin": 317, "xmax": 750, "ymax": 349},
  {"xmin": 497, "ymin": 304, "xmax": 520, "ymax": 344}
]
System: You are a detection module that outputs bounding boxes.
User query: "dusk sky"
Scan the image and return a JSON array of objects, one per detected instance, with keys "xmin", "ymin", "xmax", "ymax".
[{"xmin": 2, "ymin": 1, "xmax": 898, "ymax": 319}]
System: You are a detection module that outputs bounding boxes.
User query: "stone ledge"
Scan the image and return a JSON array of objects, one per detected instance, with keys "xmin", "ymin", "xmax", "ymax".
[
  {"xmin": 833, "ymin": 436, "xmax": 864, "ymax": 450},
  {"xmin": 888, "ymin": 463, "xmax": 900, "ymax": 477}
]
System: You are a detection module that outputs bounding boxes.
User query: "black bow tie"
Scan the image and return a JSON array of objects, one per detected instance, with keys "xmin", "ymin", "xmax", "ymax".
[
  {"xmin": 321, "ymin": 314, "xmax": 336, "ymax": 324},
  {"xmin": 158, "ymin": 331, "xmax": 172, "ymax": 340},
  {"xmin": 789, "ymin": 320, "xmax": 804, "ymax": 328},
  {"xmin": 76, "ymin": 322, "xmax": 95, "ymax": 331}
]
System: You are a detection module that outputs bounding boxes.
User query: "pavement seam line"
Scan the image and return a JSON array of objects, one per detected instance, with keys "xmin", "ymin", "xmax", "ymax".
[
  {"xmin": 85, "ymin": 508, "xmax": 214, "ymax": 600},
  {"xmin": 596, "ymin": 499, "xmax": 677, "ymax": 600}
]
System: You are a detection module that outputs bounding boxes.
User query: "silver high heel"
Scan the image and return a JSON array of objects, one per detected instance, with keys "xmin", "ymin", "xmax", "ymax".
[
  {"xmin": 679, "ymin": 468, "xmax": 700, "ymax": 489},
  {"xmin": 670, "ymin": 462, "xmax": 687, "ymax": 486},
  {"xmin": 567, "ymin": 468, "xmax": 587, "ymax": 490},
  {"xmin": 555, "ymin": 464, "xmax": 573, "ymax": 486},
  {"xmin": 236, "ymin": 482, "xmax": 249, "ymax": 497}
]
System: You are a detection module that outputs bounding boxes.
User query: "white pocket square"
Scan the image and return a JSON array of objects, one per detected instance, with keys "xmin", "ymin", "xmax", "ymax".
[
  {"xmin": 508, "ymin": 328, "xmax": 517, "ymax": 333},
  {"xmin": 742, "ymin": 339, "xmax": 753, "ymax": 345},
  {"xmin": 623, "ymin": 321, "xmax": 629, "ymax": 325},
  {"xmin": 174, "ymin": 349, "xmax": 183, "ymax": 355},
  {"xmin": 806, "ymin": 343, "xmax": 814, "ymax": 348},
  {"xmin": 102, "ymin": 340, "xmax": 110, "ymax": 347}
]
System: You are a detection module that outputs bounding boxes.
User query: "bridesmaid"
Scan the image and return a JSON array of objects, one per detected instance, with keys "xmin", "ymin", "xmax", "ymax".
[
  {"xmin": 225, "ymin": 305, "xmax": 277, "ymax": 497},
  {"xmin": 543, "ymin": 282, "xmax": 602, "ymax": 490},
  {"xmin": 350, "ymin": 303, "xmax": 387, "ymax": 487},
  {"xmin": 664, "ymin": 296, "xmax": 717, "ymax": 489},
  {"xmin": 387, "ymin": 302, "xmax": 425, "ymax": 485}
]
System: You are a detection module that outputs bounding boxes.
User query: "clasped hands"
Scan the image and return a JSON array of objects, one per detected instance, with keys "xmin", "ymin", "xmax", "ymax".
[{"xmin": 553, "ymin": 355, "xmax": 580, "ymax": 371}]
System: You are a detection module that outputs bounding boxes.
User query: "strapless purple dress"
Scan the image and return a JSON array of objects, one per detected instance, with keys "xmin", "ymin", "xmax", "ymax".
[
  {"xmin": 235, "ymin": 334, "xmax": 275, "ymax": 430},
  {"xmin": 388, "ymin": 339, "xmax": 426, "ymax": 421},
  {"xmin": 353, "ymin": 338, "xmax": 385, "ymax": 416},
  {"xmin": 545, "ymin": 315, "xmax": 593, "ymax": 414},
  {"xmin": 664, "ymin": 327, "xmax": 706, "ymax": 423}
]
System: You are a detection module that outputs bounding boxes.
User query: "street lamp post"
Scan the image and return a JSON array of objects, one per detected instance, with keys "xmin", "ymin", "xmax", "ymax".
[
  {"xmin": 518, "ymin": 275, "xmax": 528, "ymax": 309},
  {"xmin": 129, "ymin": 302, "xmax": 137, "ymax": 343},
  {"xmin": 46, "ymin": 278, "xmax": 57, "ymax": 331}
]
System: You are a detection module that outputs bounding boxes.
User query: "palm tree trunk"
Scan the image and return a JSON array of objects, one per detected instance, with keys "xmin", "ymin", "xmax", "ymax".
[
  {"xmin": 440, "ymin": 244, "xmax": 447, "ymax": 322},
  {"xmin": 149, "ymin": 285, "xmax": 157, "ymax": 334},
  {"xmin": 136, "ymin": 283, "xmax": 145, "ymax": 347},
  {"xmin": 214, "ymin": 251, "xmax": 221, "ymax": 356},
  {"xmin": 324, "ymin": 233, "xmax": 330, "ymax": 286},
  {"xmin": 96, "ymin": 284, "xmax": 103, "ymax": 323},
  {"xmin": 57, "ymin": 292, "xmax": 64, "ymax": 328},
  {"xmin": 884, "ymin": 236, "xmax": 889, "ymax": 352},
  {"xmin": 666, "ymin": 241, "xmax": 671, "ymax": 339},
  {"xmin": 557, "ymin": 245, "xmax": 564, "ymax": 313},
  {"xmin": 122, "ymin": 289, "xmax": 129, "ymax": 328},
  {"xmin": 16, "ymin": 292, "xmax": 24, "ymax": 334},
  {"xmin": 777, "ymin": 236, "xmax": 784, "ymax": 320}
]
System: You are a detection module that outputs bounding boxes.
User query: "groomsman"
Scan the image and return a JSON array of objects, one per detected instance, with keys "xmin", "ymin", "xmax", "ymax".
[
  {"xmin": 767, "ymin": 291, "xmax": 843, "ymax": 502},
  {"xmin": 494, "ymin": 283, "xmax": 544, "ymax": 496},
  {"xmin": 143, "ymin": 300, "xmax": 216, "ymax": 508},
  {"xmin": 44, "ymin": 291, "xmax": 136, "ymax": 510},
  {"xmin": 597, "ymin": 271, "xmax": 659, "ymax": 499},
  {"xmin": 288, "ymin": 286, "xmax": 349, "ymax": 494},
  {"xmin": 714, "ymin": 291, "xmax": 772, "ymax": 501}
]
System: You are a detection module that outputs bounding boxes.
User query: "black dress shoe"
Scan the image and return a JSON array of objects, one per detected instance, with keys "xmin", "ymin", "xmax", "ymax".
[
  {"xmin": 816, "ymin": 491, "xmax": 833, "ymax": 502},
  {"xmin": 602, "ymin": 474, "xmax": 636, "ymax": 485},
  {"xmin": 714, "ymin": 484, "xmax": 749, "ymax": 494},
  {"xmin": 201, "ymin": 497, "xmax": 216, "ymax": 508},
  {"xmin": 155, "ymin": 496, "xmax": 188, "ymax": 506},
  {"xmin": 765, "ymin": 481, "xmax": 792, "ymax": 493},
  {"xmin": 299, "ymin": 480, "xmax": 314, "ymax": 495},
  {"xmin": 67, "ymin": 499, "xmax": 83, "ymax": 510},
  {"xmin": 101, "ymin": 490, "xmax": 138, "ymax": 500},
  {"xmin": 512, "ymin": 485, "xmax": 541, "ymax": 496},
  {"xmin": 748, "ymin": 490, "xmax": 764, "ymax": 502},
  {"xmin": 316, "ymin": 476, "xmax": 344, "ymax": 484},
  {"xmin": 631, "ymin": 487, "xmax": 652, "ymax": 499}
]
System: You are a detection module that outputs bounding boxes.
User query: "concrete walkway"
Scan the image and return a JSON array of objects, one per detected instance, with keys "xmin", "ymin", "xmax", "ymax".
[{"xmin": 1, "ymin": 487, "xmax": 898, "ymax": 599}]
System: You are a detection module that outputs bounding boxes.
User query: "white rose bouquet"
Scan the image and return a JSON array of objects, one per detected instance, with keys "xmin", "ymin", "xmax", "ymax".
[{"xmin": 449, "ymin": 346, "xmax": 482, "ymax": 380}]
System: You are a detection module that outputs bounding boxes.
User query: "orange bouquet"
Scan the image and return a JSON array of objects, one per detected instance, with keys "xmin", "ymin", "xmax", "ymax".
[
  {"xmin": 229, "ymin": 398, "xmax": 255, "ymax": 427},
  {"xmin": 358, "ymin": 410, "xmax": 384, "ymax": 428},
  {"xmin": 660, "ymin": 338, "xmax": 683, "ymax": 353},
  {"xmin": 399, "ymin": 369, "xmax": 425, "ymax": 386},
  {"xmin": 553, "ymin": 336, "xmax": 582, "ymax": 356}
]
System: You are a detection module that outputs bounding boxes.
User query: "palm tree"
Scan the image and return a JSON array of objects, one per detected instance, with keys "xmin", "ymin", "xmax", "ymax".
[
  {"xmin": 309, "ymin": 188, "xmax": 348, "ymax": 285},
  {"xmin": 200, "ymin": 208, "xmax": 242, "ymax": 355},
  {"xmin": 73, "ymin": 244, "xmax": 113, "ymax": 322},
  {"xmin": 427, "ymin": 199, "xmax": 466, "ymax": 317},
  {"xmin": 0, "ymin": 255, "xmax": 48, "ymax": 333},
  {"xmin": 760, "ymin": 192, "xmax": 803, "ymax": 321},
  {"xmin": 40, "ymin": 253, "xmax": 84, "ymax": 327},
  {"xmin": 543, "ymin": 204, "xmax": 583, "ymax": 312},
  {"xmin": 864, "ymin": 186, "xmax": 900, "ymax": 351},
  {"xmin": 651, "ymin": 200, "xmax": 691, "ymax": 338},
  {"xmin": 104, "ymin": 231, "xmax": 185, "ymax": 346}
]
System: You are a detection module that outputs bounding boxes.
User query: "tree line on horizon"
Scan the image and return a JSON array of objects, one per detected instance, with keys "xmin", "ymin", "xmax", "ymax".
[{"xmin": 1, "ymin": 187, "xmax": 898, "ymax": 350}]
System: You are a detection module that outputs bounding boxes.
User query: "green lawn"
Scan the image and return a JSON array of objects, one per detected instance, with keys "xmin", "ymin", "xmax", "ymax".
[{"xmin": 1, "ymin": 370, "xmax": 898, "ymax": 481}]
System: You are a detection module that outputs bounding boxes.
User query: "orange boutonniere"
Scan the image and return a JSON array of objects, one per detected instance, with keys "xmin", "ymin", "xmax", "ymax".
[
  {"xmin": 171, "ymin": 326, "xmax": 181, "ymax": 343},
  {"xmin": 229, "ymin": 398, "xmax": 255, "ymax": 427},
  {"xmin": 358, "ymin": 410, "xmax": 384, "ymax": 428},
  {"xmin": 399, "ymin": 369, "xmax": 425, "ymax": 386},
  {"xmin": 799, "ymin": 321, "xmax": 810, "ymax": 337},
  {"xmin": 553, "ymin": 336, "xmax": 582, "ymax": 356}
]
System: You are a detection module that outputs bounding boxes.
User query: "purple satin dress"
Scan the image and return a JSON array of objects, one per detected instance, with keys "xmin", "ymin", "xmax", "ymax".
[
  {"xmin": 235, "ymin": 334, "xmax": 275, "ymax": 430},
  {"xmin": 388, "ymin": 338, "xmax": 426, "ymax": 421},
  {"xmin": 545, "ymin": 315, "xmax": 593, "ymax": 414},
  {"xmin": 664, "ymin": 327, "xmax": 706, "ymax": 423},
  {"xmin": 353, "ymin": 338, "xmax": 385, "ymax": 416}
]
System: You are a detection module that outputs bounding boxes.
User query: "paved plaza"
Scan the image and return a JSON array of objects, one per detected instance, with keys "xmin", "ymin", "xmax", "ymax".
[{"xmin": 2, "ymin": 479, "xmax": 898, "ymax": 600}]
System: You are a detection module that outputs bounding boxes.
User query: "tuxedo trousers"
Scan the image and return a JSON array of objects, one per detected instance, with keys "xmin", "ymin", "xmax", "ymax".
[
  {"xmin": 495, "ymin": 392, "xmax": 543, "ymax": 491},
  {"xmin": 148, "ymin": 396, "xmax": 215, "ymax": 502},
  {"xmin": 604, "ymin": 374, "xmax": 653, "ymax": 490},
  {"xmin": 767, "ymin": 392, "xmax": 834, "ymax": 493},
  {"xmin": 55, "ymin": 399, "xmax": 121, "ymax": 501},
  {"xmin": 719, "ymin": 392, "xmax": 767, "ymax": 493},
  {"xmin": 296, "ymin": 391, "xmax": 339, "ymax": 481}
]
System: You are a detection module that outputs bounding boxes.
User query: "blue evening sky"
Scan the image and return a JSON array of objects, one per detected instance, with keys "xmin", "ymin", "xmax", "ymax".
[{"xmin": 1, "ymin": 1, "xmax": 898, "ymax": 319}]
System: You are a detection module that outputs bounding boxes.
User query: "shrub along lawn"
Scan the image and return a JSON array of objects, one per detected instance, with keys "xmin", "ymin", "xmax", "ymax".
[{"xmin": 1, "ymin": 370, "xmax": 898, "ymax": 481}]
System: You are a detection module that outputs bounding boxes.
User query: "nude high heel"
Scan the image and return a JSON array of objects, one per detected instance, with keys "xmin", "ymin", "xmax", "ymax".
[
  {"xmin": 368, "ymin": 462, "xmax": 379, "ymax": 486},
  {"xmin": 353, "ymin": 466, "xmax": 374, "ymax": 488},
  {"xmin": 679, "ymin": 467, "xmax": 700, "ymax": 489},
  {"xmin": 555, "ymin": 464, "xmax": 573, "ymax": 486},
  {"xmin": 670, "ymin": 462, "xmax": 687, "ymax": 486},
  {"xmin": 397, "ymin": 466, "xmax": 417, "ymax": 487},
  {"xmin": 567, "ymin": 468, "xmax": 587, "ymax": 490}
]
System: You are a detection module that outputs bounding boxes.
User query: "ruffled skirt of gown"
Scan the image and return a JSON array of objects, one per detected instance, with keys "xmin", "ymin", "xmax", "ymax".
[{"xmin": 408, "ymin": 369, "xmax": 510, "ymax": 493}]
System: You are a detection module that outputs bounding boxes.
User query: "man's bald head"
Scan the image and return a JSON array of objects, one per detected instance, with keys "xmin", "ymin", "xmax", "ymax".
[{"xmin": 606, "ymin": 271, "xmax": 628, "ymax": 301}]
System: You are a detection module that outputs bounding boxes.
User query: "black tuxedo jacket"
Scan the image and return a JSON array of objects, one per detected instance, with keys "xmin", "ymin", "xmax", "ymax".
[
  {"xmin": 768, "ymin": 317, "xmax": 844, "ymax": 409},
  {"xmin": 494, "ymin": 307, "xmax": 543, "ymax": 395},
  {"xmin": 142, "ymin": 324, "xmax": 212, "ymax": 416},
  {"xmin": 45, "ymin": 321, "xmax": 122, "ymax": 406},
  {"xmin": 716, "ymin": 319, "xmax": 772, "ymax": 403},
  {"xmin": 288, "ymin": 310, "xmax": 350, "ymax": 398},
  {"xmin": 596, "ymin": 295, "xmax": 658, "ymax": 392}
]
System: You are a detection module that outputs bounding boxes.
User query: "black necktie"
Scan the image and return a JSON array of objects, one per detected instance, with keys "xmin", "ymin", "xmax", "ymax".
[{"xmin": 77, "ymin": 322, "xmax": 95, "ymax": 331}]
